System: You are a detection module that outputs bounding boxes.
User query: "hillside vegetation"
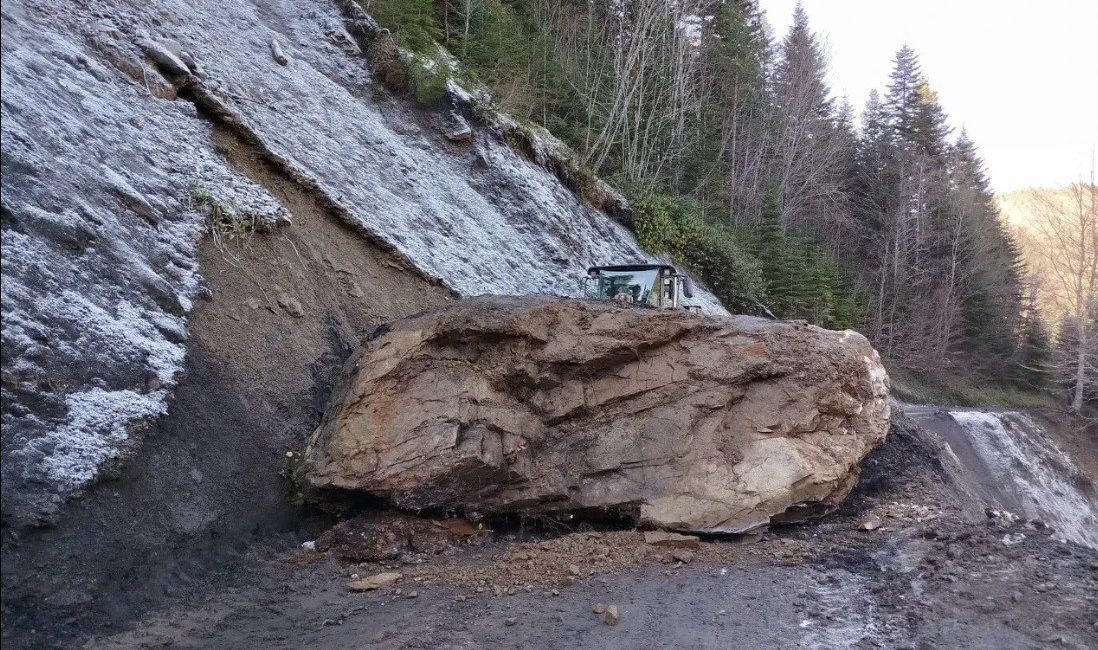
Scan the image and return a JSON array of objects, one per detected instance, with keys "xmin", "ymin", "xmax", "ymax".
[{"xmin": 366, "ymin": 0, "xmax": 1048, "ymax": 390}]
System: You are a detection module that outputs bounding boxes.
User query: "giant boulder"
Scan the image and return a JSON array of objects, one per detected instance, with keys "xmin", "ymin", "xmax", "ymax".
[{"xmin": 302, "ymin": 296, "xmax": 891, "ymax": 533}]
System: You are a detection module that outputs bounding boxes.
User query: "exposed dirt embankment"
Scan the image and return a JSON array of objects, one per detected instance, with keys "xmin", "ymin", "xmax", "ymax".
[{"xmin": 0, "ymin": 120, "xmax": 451, "ymax": 646}]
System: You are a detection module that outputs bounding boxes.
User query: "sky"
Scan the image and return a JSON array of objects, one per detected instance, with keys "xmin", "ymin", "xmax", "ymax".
[{"xmin": 758, "ymin": 0, "xmax": 1097, "ymax": 193}]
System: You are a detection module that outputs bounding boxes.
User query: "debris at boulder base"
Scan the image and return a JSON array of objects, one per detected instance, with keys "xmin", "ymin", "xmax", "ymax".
[
  {"xmin": 347, "ymin": 572, "xmax": 402, "ymax": 592},
  {"xmin": 302, "ymin": 296, "xmax": 891, "ymax": 533},
  {"xmin": 643, "ymin": 531, "xmax": 701, "ymax": 549},
  {"xmin": 438, "ymin": 519, "xmax": 482, "ymax": 537},
  {"xmin": 315, "ymin": 513, "xmax": 480, "ymax": 562},
  {"xmin": 393, "ymin": 530, "xmax": 702, "ymax": 589}
]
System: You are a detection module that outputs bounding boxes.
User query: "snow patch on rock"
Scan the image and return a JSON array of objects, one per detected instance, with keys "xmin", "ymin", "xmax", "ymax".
[{"xmin": 35, "ymin": 388, "xmax": 170, "ymax": 493}]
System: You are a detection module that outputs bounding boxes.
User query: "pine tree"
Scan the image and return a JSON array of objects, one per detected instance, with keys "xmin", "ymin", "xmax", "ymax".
[
  {"xmin": 771, "ymin": 4, "xmax": 846, "ymax": 237},
  {"xmin": 831, "ymin": 290, "xmax": 862, "ymax": 330},
  {"xmin": 756, "ymin": 184, "xmax": 785, "ymax": 255},
  {"xmin": 757, "ymin": 185, "xmax": 794, "ymax": 314},
  {"xmin": 801, "ymin": 243, "xmax": 836, "ymax": 323},
  {"xmin": 868, "ymin": 45, "xmax": 964, "ymax": 364},
  {"xmin": 1013, "ymin": 303, "xmax": 1053, "ymax": 388},
  {"xmin": 855, "ymin": 88, "xmax": 903, "ymax": 348},
  {"xmin": 834, "ymin": 98, "xmax": 860, "ymax": 189},
  {"xmin": 911, "ymin": 81, "xmax": 952, "ymax": 159},
  {"xmin": 855, "ymin": 89, "xmax": 898, "ymax": 235},
  {"xmin": 774, "ymin": 5, "xmax": 833, "ymax": 120},
  {"xmin": 695, "ymin": 0, "xmax": 772, "ymax": 223},
  {"xmin": 705, "ymin": 0, "xmax": 770, "ymax": 107},
  {"xmin": 885, "ymin": 45, "xmax": 923, "ymax": 143},
  {"xmin": 948, "ymin": 131, "xmax": 1025, "ymax": 369},
  {"xmin": 453, "ymin": 1, "xmax": 528, "ymax": 82},
  {"xmin": 827, "ymin": 96, "xmax": 861, "ymax": 259}
]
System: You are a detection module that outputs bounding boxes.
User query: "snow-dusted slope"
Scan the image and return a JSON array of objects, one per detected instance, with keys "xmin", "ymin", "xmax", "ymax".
[
  {"xmin": 947, "ymin": 411, "xmax": 1097, "ymax": 549},
  {"xmin": 0, "ymin": 0, "xmax": 724, "ymax": 524},
  {"xmin": 0, "ymin": 4, "xmax": 290, "ymax": 523},
  {"xmin": 903, "ymin": 404, "xmax": 1096, "ymax": 550}
]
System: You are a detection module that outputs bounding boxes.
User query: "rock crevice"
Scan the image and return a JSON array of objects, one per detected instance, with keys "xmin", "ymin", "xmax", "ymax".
[{"xmin": 303, "ymin": 296, "xmax": 891, "ymax": 533}]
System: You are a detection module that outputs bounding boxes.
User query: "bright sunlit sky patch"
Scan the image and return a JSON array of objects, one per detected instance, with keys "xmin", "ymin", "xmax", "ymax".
[{"xmin": 759, "ymin": 0, "xmax": 1097, "ymax": 192}]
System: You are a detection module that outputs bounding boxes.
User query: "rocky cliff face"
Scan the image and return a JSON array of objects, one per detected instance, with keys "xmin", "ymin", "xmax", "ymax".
[
  {"xmin": 0, "ymin": 0, "xmax": 722, "ymax": 529},
  {"xmin": 303, "ymin": 296, "xmax": 891, "ymax": 533}
]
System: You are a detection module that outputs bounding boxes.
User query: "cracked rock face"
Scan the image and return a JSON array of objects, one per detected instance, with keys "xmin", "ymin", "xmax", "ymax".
[{"xmin": 303, "ymin": 296, "xmax": 891, "ymax": 533}]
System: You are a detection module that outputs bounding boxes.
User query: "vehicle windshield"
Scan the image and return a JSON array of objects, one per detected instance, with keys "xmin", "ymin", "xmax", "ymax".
[{"xmin": 591, "ymin": 269, "xmax": 661, "ymax": 306}]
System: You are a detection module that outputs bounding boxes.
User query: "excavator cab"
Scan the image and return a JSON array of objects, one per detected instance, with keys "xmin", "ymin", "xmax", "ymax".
[{"xmin": 584, "ymin": 264, "xmax": 698, "ymax": 311}]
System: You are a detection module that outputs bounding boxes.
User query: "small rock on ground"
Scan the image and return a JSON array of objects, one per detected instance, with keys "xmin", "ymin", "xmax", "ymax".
[{"xmin": 347, "ymin": 572, "xmax": 402, "ymax": 592}]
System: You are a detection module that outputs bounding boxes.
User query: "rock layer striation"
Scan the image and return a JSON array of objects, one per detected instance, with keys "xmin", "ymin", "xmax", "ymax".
[{"xmin": 303, "ymin": 296, "xmax": 891, "ymax": 532}]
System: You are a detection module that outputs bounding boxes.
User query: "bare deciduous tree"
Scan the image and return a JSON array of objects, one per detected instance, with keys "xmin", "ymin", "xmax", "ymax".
[
  {"xmin": 540, "ymin": 0, "xmax": 707, "ymax": 188},
  {"xmin": 1021, "ymin": 169, "xmax": 1098, "ymax": 412}
]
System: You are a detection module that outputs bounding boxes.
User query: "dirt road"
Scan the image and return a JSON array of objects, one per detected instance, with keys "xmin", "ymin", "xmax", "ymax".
[
  {"xmin": 87, "ymin": 518, "xmax": 1096, "ymax": 649},
  {"xmin": 84, "ymin": 415, "xmax": 1097, "ymax": 650}
]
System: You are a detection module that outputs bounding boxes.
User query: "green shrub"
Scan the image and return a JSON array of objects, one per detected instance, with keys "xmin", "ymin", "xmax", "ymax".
[
  {"xmin": 366, "ymin": 0, "xmax": 442, "ymax": 55},
  {"xmin": 630, "ymin": 189, "xmax": 763, "ymax": 313},
  {"xmin": 682, "ymin": 226, "xmax": 765, "ymax": 314},
  {"xmin": 192, "ymin": 188, "xmax": 260, "ymax": 246},
  {"xmin": 408, "ymin": 56, "xmax": 449, "ymax": 105},
  {"xmin": 631, "ymin": 190, "xmax": 697, "ymax": 257},
  {"xmin": 357, "ymin": 0, "xmax": 450, "ymax": 104}
]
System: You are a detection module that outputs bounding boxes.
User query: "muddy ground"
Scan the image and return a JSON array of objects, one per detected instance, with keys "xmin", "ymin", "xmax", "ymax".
[{"xmin": 73, "ymin": 416, "xmax": 1098, "ymax": 649}]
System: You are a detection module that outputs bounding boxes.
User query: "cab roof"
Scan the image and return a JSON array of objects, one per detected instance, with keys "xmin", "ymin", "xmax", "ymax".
[{"xmin": 587, "ymin": 264, "xmax": 677, "ymax": 274}]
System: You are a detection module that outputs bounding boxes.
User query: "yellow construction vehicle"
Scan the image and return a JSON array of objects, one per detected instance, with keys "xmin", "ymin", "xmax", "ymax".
[{"xmin": 583, "ymin": 264, "xmax": 699, "ymax": 311}]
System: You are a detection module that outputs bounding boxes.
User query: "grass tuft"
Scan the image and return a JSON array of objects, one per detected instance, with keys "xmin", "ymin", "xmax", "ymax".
[{"xmin": 191, "ymin": 188, "xmax": 261, "ymax": 248}]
